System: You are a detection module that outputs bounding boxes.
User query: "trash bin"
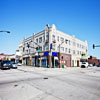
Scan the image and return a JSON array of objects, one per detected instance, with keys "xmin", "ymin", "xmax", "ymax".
[{"xmin": 62, "ymin": 65, "xmax": 64, "ymax": 68}]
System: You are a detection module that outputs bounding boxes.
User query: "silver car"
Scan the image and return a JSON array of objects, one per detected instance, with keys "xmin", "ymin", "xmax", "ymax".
[{"xmin": 11, "ymin": 62, "xmax": 18, "ymax": 69}]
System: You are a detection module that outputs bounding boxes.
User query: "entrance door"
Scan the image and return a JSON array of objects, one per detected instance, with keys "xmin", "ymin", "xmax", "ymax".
[
  {"xmin": 35, "ymin": 56, "xmax": 39, "ymax": 67},
  {"xmin": 26, "ymin": 57, "xmax": 29, "ymax": 65},
  {"xmin": 77, "ymin": 60, "xmax": 79, "ymax": 67},
  {"xmin": 52, "ymin": 57, "xmax": 59, "ymax": 68},
  {"xmin": 72, "ymin": 60, "xmax": 74, "ymax": 67}
]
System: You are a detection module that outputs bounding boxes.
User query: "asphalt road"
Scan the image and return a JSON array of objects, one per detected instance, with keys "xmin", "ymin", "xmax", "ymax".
[{"xmin": 0, "ymin": 66, "xmax": 100, "ymax": 100}]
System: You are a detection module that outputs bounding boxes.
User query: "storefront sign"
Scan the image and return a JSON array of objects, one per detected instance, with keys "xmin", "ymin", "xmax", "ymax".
[
  {"xmin": 52, "ymin": 52, "xmax": 57, "ymax": 56},
  {"xmin": 44, "ymin": 52, "xmax": 49, "ymax": 56}
]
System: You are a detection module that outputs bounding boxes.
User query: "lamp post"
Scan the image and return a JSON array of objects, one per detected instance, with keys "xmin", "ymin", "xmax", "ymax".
[{"xmin": 0, "ymin": 31, "xmax": 10, "ymax": 33}]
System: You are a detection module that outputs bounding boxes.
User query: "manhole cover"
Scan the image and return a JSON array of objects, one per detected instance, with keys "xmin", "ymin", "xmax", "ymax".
[
  {"xmin": 14, "ymin": 85, "xmax": 18, "ymax": 87},
  {"xmin": 43, "ymin": 77, "xmax": 48, "ymax": 79}
]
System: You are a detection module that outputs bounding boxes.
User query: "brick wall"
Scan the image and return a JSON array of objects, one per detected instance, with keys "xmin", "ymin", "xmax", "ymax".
[{"xmin": 59, "ymin": 53, "xmax": 71, "ymax": 68}]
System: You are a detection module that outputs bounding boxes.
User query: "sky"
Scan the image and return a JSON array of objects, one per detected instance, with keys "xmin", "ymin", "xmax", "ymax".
[{"xmin": 0, "ymin": 0, "xmax": 100, "ymax": 58}]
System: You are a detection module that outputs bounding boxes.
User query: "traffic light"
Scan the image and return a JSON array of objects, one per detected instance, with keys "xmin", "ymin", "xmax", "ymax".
[
  {"xmin": 36, "ymin": 47, "xmax": 39, "ymax": 50},
  {"xmin": 93, "ymin": 44, "xmax": 95, "ymax": 49},
  {"xmin": 36, "ymin": 46, "xmax": 40, "ymax": 52}
]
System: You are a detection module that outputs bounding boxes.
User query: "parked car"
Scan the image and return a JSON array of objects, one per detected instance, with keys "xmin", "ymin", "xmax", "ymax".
[
  {"xmin": 18, "ymin": 63, "xmax": 22, "ymax": 66},
  {"xmin": 81, "ymin": 62, "xmax": 88, "ymax": 68},
  {"xmin": 97, "ymin": 63, "xmax": 100, "ymax": 67},
  {"xmin": 10, "ymin": 62, "xmax": 18, "ymax": 69},
  {"xmin": 0, "ymin": 60, "xmax": 11, "ymax": 70},
  {"xmin": 88, "ymin": 64, "xmax": 93, "ymax": 67}
]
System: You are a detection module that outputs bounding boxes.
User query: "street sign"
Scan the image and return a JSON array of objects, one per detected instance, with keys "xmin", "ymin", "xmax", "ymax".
[
  {"xmin": 38, "ymin": 49, "xmax": 40, "ymax": 52},
  {"xmin": 50, "ymin": 43, "xmax": 52, "ymax": 49},
  {"xmin": 44, "ymin": 52, "xmax": 49, "ymax": 56},
  {"xmin": 82, "ymin": 54, "xmax": 86, "ymax": 56},
  {"xmin": 52, "ymin": 52, "xmax": 57, "ymax": 56}
]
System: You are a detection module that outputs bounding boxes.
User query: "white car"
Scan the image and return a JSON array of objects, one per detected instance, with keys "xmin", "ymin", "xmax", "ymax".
[
  {"xmin": 18, "ymin": 63, "xmax": 22, "ymax": 66},
  {"xmin": 81, "ymin": 62, "xmax": 88, "ymax": 68}
]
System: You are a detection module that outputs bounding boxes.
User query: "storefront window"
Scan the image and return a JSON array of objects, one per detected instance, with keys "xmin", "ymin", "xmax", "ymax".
[{"xmin": 60, "ymin": 37, "xmax": 64, "ymax": 43}]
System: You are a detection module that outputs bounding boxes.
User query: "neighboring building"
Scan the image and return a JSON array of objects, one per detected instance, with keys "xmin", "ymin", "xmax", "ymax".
[
  {"xmin": 10, "ymin": 54, "xmax": 16, "ymax": 62},
  {"xmin": 15, "ymin": 50, "xmax": 22, "ymax": 63},
  {"xmin": 0, "ymin": 50, "xmax": 22, "ymax": 63},
  {"xmin": 19, "ymin": 24, "xmax": 88, "ymax": 68},
  {"xmin": 88, "ymin": 56, "xmax": 99, "ymax": 65},
  {"xmin": 0, "ymin": 53, "xmax": 10, "ymax": 60}
]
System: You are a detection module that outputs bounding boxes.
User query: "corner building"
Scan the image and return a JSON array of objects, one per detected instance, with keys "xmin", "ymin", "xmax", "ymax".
[{"xmin": 19, "ymin": 24, "xmax": 88, "ymax": 68}]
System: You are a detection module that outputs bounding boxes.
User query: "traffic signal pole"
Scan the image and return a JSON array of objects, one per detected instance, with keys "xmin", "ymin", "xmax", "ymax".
[{"xmin": 93, "ymin": 44, "xmax": 100, "ymax": 49}]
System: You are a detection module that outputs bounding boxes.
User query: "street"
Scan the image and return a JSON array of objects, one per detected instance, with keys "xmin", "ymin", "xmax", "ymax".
[{"xmin": 0, "ymin": 66, "xmax": 100, "ymax": 100}]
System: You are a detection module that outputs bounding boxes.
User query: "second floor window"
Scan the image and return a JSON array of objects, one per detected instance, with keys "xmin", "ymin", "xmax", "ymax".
[
  {"xmin": 77, "ymin": 43, "xmax": 79, "ymax": 47},
  {"xmin": 65, "ymin": 39, "xmax": 68, "ymax": 44},
  {"xmin": 36, "ymin": 38, "xmax": 38, "ymax": 43},
  {"xmin": 39, "ymin": 37, "xmax": 42, "ymax": 43},
  {"xmin": 39, "ymin": 46, "xmax": 42, "ymax": 51},
  {"xmin": 73, "ymin": 42, "xmax": 76, "ymax": 46},
  {"xmin": 69, "ymin": 40, "xmax": 71, "ymax": 45},
  {"xmin": 65, "ymin": 48, "xmax": 67, "ymax": 53},
  {"xmin": 60, "ymin": 37, "xmax": 64, "ymax": 43},
  {"xmin": 52, "ymin": 44, "xmax": 55, "ymax": 50},
  {"xmin": 46, "ymin": 35, "xmax": 49, "ymax": 40},
  {"xmin": 61, "ymin": 47, "xmax": 64, "ymax": 52},
  {"xmin": 52, "ymin": 35, "xmax": 55, "ymax": 41},
  {"xmin": 57, "ymin": 36, "xmax": 59, "ymax": 41},
  {"xmin": 57, "ymin": 46, "xmax": 60, "ymax": 51},
  {"xmin": 69, "ymin": 49, "xmax": 71, "ymax": 53},
  {"xmin": 73, "ymin": 50, "xmax": 75, "ymax": 54},
  {"xmin": 77, "ymin": 51, "xmax": 79, "ymax": 55}
]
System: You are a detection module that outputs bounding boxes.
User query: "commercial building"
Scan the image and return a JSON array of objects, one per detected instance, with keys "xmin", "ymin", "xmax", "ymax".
[{"xmin": 19, "ymin": 24, "xmax": 88, "ymax": 68}]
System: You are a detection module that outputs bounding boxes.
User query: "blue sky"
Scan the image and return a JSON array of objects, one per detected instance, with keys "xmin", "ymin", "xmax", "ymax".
[{"xmin": 0, "ymin": 0, "xmax": 100, "ymax": 58}]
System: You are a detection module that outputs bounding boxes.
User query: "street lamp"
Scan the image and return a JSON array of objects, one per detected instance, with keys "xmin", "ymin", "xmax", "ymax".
[
  {"xmin": 93, "ymin": 44, "xmax": 100, "ymax": 49},
  {"xmin": 0, "ymin": 31, "xmax": 10, "ymax": 33}
]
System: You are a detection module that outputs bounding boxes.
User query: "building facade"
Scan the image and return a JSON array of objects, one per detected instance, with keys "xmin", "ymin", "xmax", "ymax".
[{"xmin": 19, "ymin": 24, "xmax": 88, "ymax": 68}]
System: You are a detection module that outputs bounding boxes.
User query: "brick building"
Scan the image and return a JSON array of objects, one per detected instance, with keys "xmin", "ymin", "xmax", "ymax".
[{"xmin": 88, "ymin": 56, "xmax": 99, "ymax": 65}]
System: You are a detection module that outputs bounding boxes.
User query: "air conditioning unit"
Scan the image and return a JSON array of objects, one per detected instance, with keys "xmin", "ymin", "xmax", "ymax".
[{"xmin": 53, "ymin": 40, "xmax": 56, "ymax": 43}]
